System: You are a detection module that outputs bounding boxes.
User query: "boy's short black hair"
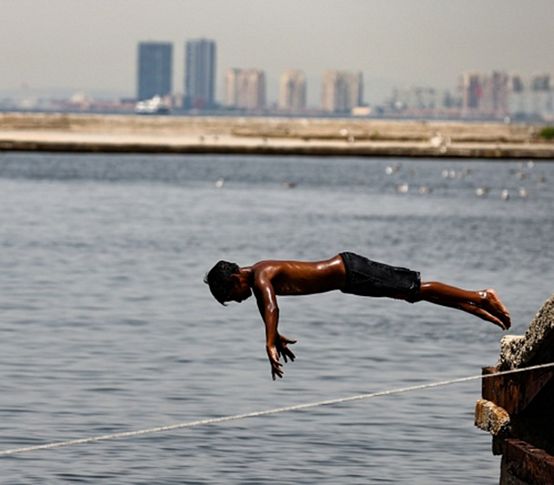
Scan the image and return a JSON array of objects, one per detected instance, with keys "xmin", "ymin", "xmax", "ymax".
[{"xmin": 204, "ymin": 260, "xmax": 240, "ymax": 305}]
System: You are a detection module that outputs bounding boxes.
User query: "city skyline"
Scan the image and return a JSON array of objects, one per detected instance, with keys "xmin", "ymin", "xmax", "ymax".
[
  {"xmin": 133, "ymin": 36, "xmax": 553, "ymax": 117},
  {"xmin": 135, "ymin": 40, "xmax": 553, "ymax": 117},
  {"xmin": 1, "ymin": 0, "xmax": 553, "ymax": 105}
]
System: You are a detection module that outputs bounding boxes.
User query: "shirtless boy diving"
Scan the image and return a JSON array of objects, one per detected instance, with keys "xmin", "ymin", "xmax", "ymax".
[{"xmin": 205, "ymin": 252, "xmax": 511, "ymax": 380}]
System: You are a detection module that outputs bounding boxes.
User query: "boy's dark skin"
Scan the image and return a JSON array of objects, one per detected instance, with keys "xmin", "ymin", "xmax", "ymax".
[{"xmin": 220, "ymin": 255, "xmax": 512, "ymax": 380}]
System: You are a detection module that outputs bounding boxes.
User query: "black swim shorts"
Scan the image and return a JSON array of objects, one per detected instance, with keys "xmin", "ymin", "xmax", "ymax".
[{"xmin": 339, "ymin": 252, "xmax": 421, "ymax": 302}]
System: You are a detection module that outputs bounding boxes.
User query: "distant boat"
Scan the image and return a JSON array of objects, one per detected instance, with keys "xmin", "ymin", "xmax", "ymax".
[{"xmin": 135, "ymin": 96, "xmax": 170, "ymax": 115}]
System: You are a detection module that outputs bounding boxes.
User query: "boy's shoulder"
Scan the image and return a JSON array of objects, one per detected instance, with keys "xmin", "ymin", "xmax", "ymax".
[{"xmin": 251, "ymin": 260, "xmax": 285, "ymax": 279}]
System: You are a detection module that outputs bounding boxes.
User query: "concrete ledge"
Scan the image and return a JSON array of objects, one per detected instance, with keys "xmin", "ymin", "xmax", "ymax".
[
  {"xmin": 499, "ymin": 294, "xmax": 554, "ymax": 370},
  {"xmin": 2, "ymin": 137, "xmax": 554, "ymax": 159}
]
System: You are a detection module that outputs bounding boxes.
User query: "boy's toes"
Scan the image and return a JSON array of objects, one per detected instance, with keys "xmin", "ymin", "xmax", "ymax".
[{"xmin": 485, "ymin": 289, "xmax": 511, "ymax": 319}]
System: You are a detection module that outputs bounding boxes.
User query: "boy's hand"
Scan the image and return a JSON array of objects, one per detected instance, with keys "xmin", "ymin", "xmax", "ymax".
[
  {"xmin": 266, "ymin": 345, "xmax": 283, "ymax": 380},
  {"xmin": 276, "ymin": 334, "xmax": 297, "ymax": 363},
  {"xmin": 266, "ymin": 334, "xmax": 297, "ymax": 380}
]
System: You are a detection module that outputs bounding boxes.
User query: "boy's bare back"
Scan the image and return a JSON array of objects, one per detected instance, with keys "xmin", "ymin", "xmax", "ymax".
[{"xmin": 250, "ymin": 255, "xmax": 346, "ymax": 296}]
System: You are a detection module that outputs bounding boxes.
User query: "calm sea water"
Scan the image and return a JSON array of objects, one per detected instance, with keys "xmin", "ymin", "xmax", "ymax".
[{"xmin": 0, "ymin": 152, "xmax": 552, "ymax": 484}]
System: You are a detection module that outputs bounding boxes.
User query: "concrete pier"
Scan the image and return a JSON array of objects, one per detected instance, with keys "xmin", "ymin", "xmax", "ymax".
[{"xmin": 1, "ymin": 112, "xmax": 553, "ymax": 159}]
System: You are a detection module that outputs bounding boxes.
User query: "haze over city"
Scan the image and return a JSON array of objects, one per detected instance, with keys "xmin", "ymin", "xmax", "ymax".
[{"xmin": 1, "ymin": 0, "xmax": 553, "ymax": 105}]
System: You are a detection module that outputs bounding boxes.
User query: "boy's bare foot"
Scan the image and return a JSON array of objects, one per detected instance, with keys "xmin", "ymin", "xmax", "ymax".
[{"xmin": 480, "ymin": 289, "xmax": 511, "ymax": 329}]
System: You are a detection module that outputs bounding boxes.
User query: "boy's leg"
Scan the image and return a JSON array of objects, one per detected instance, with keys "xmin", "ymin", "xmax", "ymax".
[{"xmin": 416, "ymin": 282, "xmax": 511, "ymax": 329}]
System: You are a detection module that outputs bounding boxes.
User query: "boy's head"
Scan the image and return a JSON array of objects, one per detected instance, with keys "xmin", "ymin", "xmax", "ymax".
[{"xmin": 204, "ymin": 260, "xmax": 251, "ymax": 305}]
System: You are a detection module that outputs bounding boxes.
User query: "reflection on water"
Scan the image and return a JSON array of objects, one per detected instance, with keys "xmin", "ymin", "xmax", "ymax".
[{"xmin": 0, "ymin": 153, "xmax": 552, "ymax": 484}]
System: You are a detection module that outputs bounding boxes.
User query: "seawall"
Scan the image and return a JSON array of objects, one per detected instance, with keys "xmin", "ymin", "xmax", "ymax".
[{"xmin": 1, "ymin": 112, "xmax": 553, "ymax": 159}]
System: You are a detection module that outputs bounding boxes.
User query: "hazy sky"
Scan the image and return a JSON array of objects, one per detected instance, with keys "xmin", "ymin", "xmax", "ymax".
[{"xmin": 1, "ymin": 0, "xmax": 553, "ymax": 104}]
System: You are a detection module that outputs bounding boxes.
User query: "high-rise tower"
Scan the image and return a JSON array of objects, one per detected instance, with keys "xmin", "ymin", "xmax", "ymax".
[
  {"xmin": 460, "ymin": 71, "xmax": 509, "ymax": 118},
  {"xmin": 279, "ymin": 70, "xmax": 307, "ymax": 112},
  {"xmin": 137, "ymin": 42, "xmax": 173, "ymax": 101},
  {"xmin": 185, "ymin": 39, "xmax": 217, "ymax": 109},
  {"xmin": 225, "ymin": 69, "xmax": 266, "ymax": 111},
  {"xmin": 321, "ymin": 70, "xmax": 363, "ymax": 113}
]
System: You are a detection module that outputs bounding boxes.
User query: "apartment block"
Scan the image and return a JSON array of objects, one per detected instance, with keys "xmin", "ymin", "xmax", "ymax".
[
  {"xmin": 225, "ymin": 69, "xmax": 266, "ymax": 111},
  {"xmin": 278, "ymin": 70, "xmax": 307, "ymax": 112},
  {"xmin": 321, "ymin": 70, "xmax": 363, "ymax": 113}
]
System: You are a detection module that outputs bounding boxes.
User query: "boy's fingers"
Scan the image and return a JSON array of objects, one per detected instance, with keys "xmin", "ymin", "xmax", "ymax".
[{"xmin": 272, "ymin": 368, "xmax": 283, "ymax": 379}]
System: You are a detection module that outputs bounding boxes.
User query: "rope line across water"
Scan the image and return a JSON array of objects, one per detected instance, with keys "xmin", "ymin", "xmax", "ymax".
[{"xmin": 1, "ymin": 362, "xmax": 552, "ymax": 457}]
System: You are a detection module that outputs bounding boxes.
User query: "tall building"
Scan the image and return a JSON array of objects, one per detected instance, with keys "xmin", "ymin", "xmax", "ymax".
[
  {"xmin": 225, "ymin": 69, "xmax": 266, "ymax": 111},
  {"xmin": 509, "ymin": 74, "xmax": 527, "ymax": 115},
  {"xmin": 224, "ymin": 69, "xmax": 239, "ymax": 108},
  {"xmin": 137, "ymin": 42, "xmax": 173, "ymax": 101},
  {"xmin": 278, "ymin": 70, "xmax": 307, "ymax": 112},
  {"xmin": 530, "ymin": 73, "xmax": 552, "ymax": 117},
  {"xmin": 460, "ymin": 72, "xmax": 483, "ymax": 116},
  {"xmin": 321, "ymin": 70, "xmax": 363, "ymax": 113},
  {"xmin": 184, "ymin": 39, "xmax": 217, "ymax": 109},
  {"xmin": 489, "ymin": 71, "xmax": 509, "ymax": 118},
  {"xmin": 460, "ymin": 71, "xmax": 509, "ymax": 118},
  {"xmin": 506, "ymin": 73, "xmax": 554, "ymax": 119}
]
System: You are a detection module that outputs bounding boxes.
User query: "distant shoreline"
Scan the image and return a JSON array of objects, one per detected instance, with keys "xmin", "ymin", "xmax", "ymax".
[{"xmin": 1, "ymin": 112, "xmax": 553, "ymax": 159}]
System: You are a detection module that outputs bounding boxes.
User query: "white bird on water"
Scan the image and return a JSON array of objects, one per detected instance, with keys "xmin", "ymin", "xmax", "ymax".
[
  {"xmin": 385, "ymin": 164, "xmax": 400, "ymax": 175},
  {"xmin": 518, "ymin": 187, "xmax": 528, "ymax": 199},
  {"xmin": 396, "ymin": 183, "xmax": 409, "ymax": 194},
  {"xmin": 475, "ymin": 187, "xmax": 489, "ymax": 197}
]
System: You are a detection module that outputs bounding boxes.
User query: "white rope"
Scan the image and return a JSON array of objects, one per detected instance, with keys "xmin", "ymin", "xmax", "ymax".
[{"xmin": 1, "ymin": 362, "xmax": 552, "ymax": 457}]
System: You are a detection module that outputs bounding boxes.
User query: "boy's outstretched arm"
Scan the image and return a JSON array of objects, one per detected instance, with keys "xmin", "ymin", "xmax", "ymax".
[{"xmin": 253, "ymin": 272, "xmax": 296, "ymax": 380}]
